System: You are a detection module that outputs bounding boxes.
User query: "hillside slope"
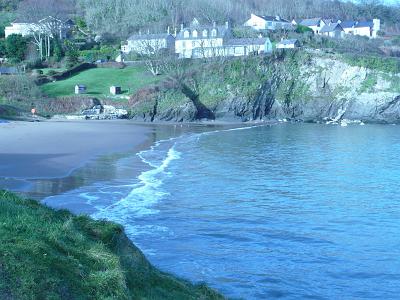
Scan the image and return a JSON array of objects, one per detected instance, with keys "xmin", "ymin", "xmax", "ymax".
[{"xmin": 0, "ymin": 191, "xmax": 224, "ymax": 300}]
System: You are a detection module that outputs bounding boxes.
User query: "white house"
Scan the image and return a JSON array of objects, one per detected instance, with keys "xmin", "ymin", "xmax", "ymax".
[
  {"xmin": 122, "ymin": 33, "xmax": 175, "ymax": 54},
  {"xmin": 276, "ymin": 39, "xmax": 300, "ymax": 49},
  {"xmin": 354, "ymin": 19, "xmax": 380, "ymax": 38},
  {"xmin": 175, "ymin": 19, "xmax": 231, "ymax": 58},
  {"xmin": 300, "ymin": 18, "xmax": 326, "ymax": 34},
  {"xmin": 244, "ymin": 14, "xmax": 293, "ymax": 31},
  {"xmin": 5, "ymin": 16, "xmax": 74, "ymax": 39},
  {"xmin": 319, "ymin": 23, "xmax": 345, "ymax": 38},
  {"xmin": 331, "ymin": 19, "xmax": 380, "ymax": 38}
]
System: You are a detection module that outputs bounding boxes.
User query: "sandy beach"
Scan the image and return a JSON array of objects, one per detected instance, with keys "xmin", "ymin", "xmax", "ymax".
[{"xmin": 0, "ymin": 120, "xmax": 151, "ymax": 179}]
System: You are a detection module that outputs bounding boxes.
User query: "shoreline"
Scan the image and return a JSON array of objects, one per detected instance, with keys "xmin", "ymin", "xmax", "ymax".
[{"xmin": 0, "ymin": 119, "xmax": 251, "ymax": 199}]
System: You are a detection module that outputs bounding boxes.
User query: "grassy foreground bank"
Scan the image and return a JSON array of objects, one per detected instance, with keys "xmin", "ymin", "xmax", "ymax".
[{"xmin": 0, "ymin": 191, "xmax": 224, "ymax": 300}]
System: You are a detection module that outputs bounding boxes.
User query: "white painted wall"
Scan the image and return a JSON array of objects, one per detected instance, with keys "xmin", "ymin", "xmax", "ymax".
[
  {"xmin": 244, "ymin": 14, "xmax": 267, "ymax": 30},
  {"xmin": 5, "ymin": 23, "xmax": 35, "ymax": 38},
  {"xmin": 175, "ymin": 37, "xmax": 224, "ymax": 58}
]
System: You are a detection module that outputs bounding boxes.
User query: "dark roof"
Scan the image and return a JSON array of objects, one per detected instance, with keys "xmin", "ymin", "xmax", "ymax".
[
  {"xmin": 128, "ymin": 33, "xmax": 174, "ymax": 41},
  {"xmin": 320, "ymin": 23, "xmax": 343, "ymax": 33},
  {"xmin": 340, "ymin": 21, "xmax": 357, "ymax": 28},
  {"xmin": 225, "ymin": 38, "xmax": 270, "ymax": 46},
  {"xmin": 354, "ymin": 21, "xmax": 373, "ymax": 28},
  {"xmin": 300, "ymin": 18, "xmax": 322, "ymax": 27},
  {"xmin": 0, "ymin": 67, "xmax": 18, "ymax": 74},
  {"xmin": 255, "ymin": 15, "xmax": 290, "ymax": 23},
  {"xmin": 323, "ymin": 19, "xmax": 341, "ymax": 25},
  {"xmin": 278, "ymin": 39, "xmax": 299, "ymax": 45},
  {"xmin": 176, "ymin": 25, "xmax": 230, "ymax": 40}
]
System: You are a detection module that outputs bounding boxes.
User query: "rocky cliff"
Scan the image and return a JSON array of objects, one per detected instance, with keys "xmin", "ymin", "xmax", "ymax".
[{"xmin": 128, "ymin": 51, "xmax": 400, "ymax": 124}]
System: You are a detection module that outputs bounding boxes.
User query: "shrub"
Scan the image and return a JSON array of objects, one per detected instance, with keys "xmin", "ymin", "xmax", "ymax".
[
  {"xmin": 47, "ymin": 70, "xmax": 59, "ymax": 76},
  {"xmin": 79, "ymin": 45, "xmax": 119, "ymax": 62},
  {"xmin": 342, "ymin": 54, "xmax": 400, "ymax": 73},
  {"xmin": 31, "ymin": 69, "xmax": 44, "ymax": 76},
  {"xmin": 5, "ymin": 34, "xmax": 27, "ymax": 62},
  {"xmin": 295, "ymin": 25, "xmax": 313, "ymax": 34}
]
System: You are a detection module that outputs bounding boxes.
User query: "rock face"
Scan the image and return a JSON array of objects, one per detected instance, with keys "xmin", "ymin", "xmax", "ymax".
[
  {"xmin": 54, "ymin": 105, "xmax": 128, "ymax": 120},
  {"xmin": 129, "ymin": 53, "xmax": 400, "ymax": 123},
  {"xmin": 82, "ymin": 105, "xmax": 128, "ymax": 120}
]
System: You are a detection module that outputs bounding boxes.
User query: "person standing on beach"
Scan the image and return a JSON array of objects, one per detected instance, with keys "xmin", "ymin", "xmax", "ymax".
[{"xmin": 31, "ymin": 103, "xmax": 36, "ymax": 118}]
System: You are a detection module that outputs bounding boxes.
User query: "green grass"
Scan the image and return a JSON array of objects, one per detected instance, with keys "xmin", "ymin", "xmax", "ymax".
[
  {"xmin": 358, "ymin": 73, "xmax": 378, "ymax": 93},
  {"xmin": 0, "ymin": 191, "xmax": 224, "ymax": 300},
  {"xmin": 41, "ymin": 66, "xmax": 163, "ymax": 98}
]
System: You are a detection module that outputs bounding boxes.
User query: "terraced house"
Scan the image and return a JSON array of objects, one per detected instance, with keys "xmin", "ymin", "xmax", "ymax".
[{"xmin": 299, "ymin": 18, "xmax": 381, "ymax": 39}]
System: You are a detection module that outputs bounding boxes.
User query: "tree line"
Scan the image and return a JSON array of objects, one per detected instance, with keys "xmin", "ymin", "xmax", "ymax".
[
  {"xmin": 2, "ymin": 0, "xmax": 399, "ymax": 39},
  {"xmin": 76, "ymin": 0, "xmax": 400, "ymax": 37}
]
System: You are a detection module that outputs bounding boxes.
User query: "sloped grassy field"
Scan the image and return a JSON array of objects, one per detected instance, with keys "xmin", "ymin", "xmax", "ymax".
[
  {"xmin": 41, "ymin": 66, "xmax": 162, "ymax": 98},
  {"xmin": 0, "ymin": 191, "xmax": 224, "ymax": 300}
]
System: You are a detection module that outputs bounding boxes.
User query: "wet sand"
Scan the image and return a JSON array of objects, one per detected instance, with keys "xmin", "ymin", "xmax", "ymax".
[{"xmin": 0, "ymin": 120, "xmax": 151, "ymax": 179}]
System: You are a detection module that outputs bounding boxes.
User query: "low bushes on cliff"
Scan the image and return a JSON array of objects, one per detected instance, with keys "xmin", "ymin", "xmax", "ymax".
[
  {"xmin": 342, "ymin": 54, "xmax": 400, "ymax": 74},
  {"xmin": 0, "ymin": 191, "xmax": 224, "ymax": 300}
]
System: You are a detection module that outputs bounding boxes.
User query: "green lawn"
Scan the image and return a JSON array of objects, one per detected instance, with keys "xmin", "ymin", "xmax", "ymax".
[{"xmin": 41, "ymin": 66, "xmax": 162, "ymax": 98}]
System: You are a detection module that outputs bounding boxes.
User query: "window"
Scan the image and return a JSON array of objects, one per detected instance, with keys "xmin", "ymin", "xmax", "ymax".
[
  {"xmin": 211, "ymin": 29, "xmax": 217, "ymax": 37},
  {"xmin": 184, "ymin": 30, "xmax": 189, "ymax": 38},
  {"xmin": 192, "ymin": 30, "xmax": 198, "ymax": 38}
]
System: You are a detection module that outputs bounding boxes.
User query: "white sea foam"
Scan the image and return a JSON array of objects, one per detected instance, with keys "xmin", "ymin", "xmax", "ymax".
[{"xmin": 93, "ymin": 145, "xmax": 181, "ymax": 223}]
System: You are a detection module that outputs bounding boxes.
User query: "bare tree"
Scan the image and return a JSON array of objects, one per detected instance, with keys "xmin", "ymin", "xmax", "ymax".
[
  {"xmin": 17, "ymin": 0, "xmax": 75, "ymax": 60},
  {"xmin": 136, "ymin": 39, "xmax": 172, "ymax": 76}
]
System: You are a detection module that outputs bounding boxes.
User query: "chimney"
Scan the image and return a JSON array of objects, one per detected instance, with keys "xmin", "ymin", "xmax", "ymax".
[
  {"xmin": 213, "ymin": 21, "xmax": 216, "ymax": 28},
  {"xmin": 174, "ymin": 27, "xmax": 177, "ymax": 36},
  {"xmin": 225, "ymin": 21, "xmax": 229, "ymax": 29},
  {"xmin": 258, "ymin": 33, "xmax": 263, "ymax": 38},
  {"xmin": 167, "ymin": 26, "xmax": 170, "ymax": 34},
  {"xmin": 276, "ymin": 15, "xmax": 281, "ymax": 21},
  {"xmin": 180, "ymin": 23, "xmax": 184, "ymax": 31}
]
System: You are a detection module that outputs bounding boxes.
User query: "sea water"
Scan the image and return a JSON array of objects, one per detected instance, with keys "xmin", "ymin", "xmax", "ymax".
[{"xmin": 43, "ymin": 123, "xmax": 400, "ymax": 299}]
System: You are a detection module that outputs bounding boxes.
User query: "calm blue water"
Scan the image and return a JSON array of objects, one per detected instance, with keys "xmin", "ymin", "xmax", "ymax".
[{"xmin": 44, "ymin": 124, "xmax": 400, "ymax": 299}]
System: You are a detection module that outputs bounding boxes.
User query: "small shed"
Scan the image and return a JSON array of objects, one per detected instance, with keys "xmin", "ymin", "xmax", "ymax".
[
  {"xmin": 110, "ymin": 86, "xmax": 122, "ymax": 95},
  {"xmin": 276, "ymin": 39, "xmax": 301, "ymax": 49},
  {"xmin": 75, "ymin": 84, "xmax": 86, "ymax": 94}
]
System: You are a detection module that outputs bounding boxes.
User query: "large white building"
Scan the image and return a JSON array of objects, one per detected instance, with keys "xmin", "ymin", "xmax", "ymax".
[
  {"xmin": 122, "ymin": 19, "xmax": 276, "ymax": 60},
  {"xmin": 175, "ymin": 19, "xmax": 230, "ymax": 58}
]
